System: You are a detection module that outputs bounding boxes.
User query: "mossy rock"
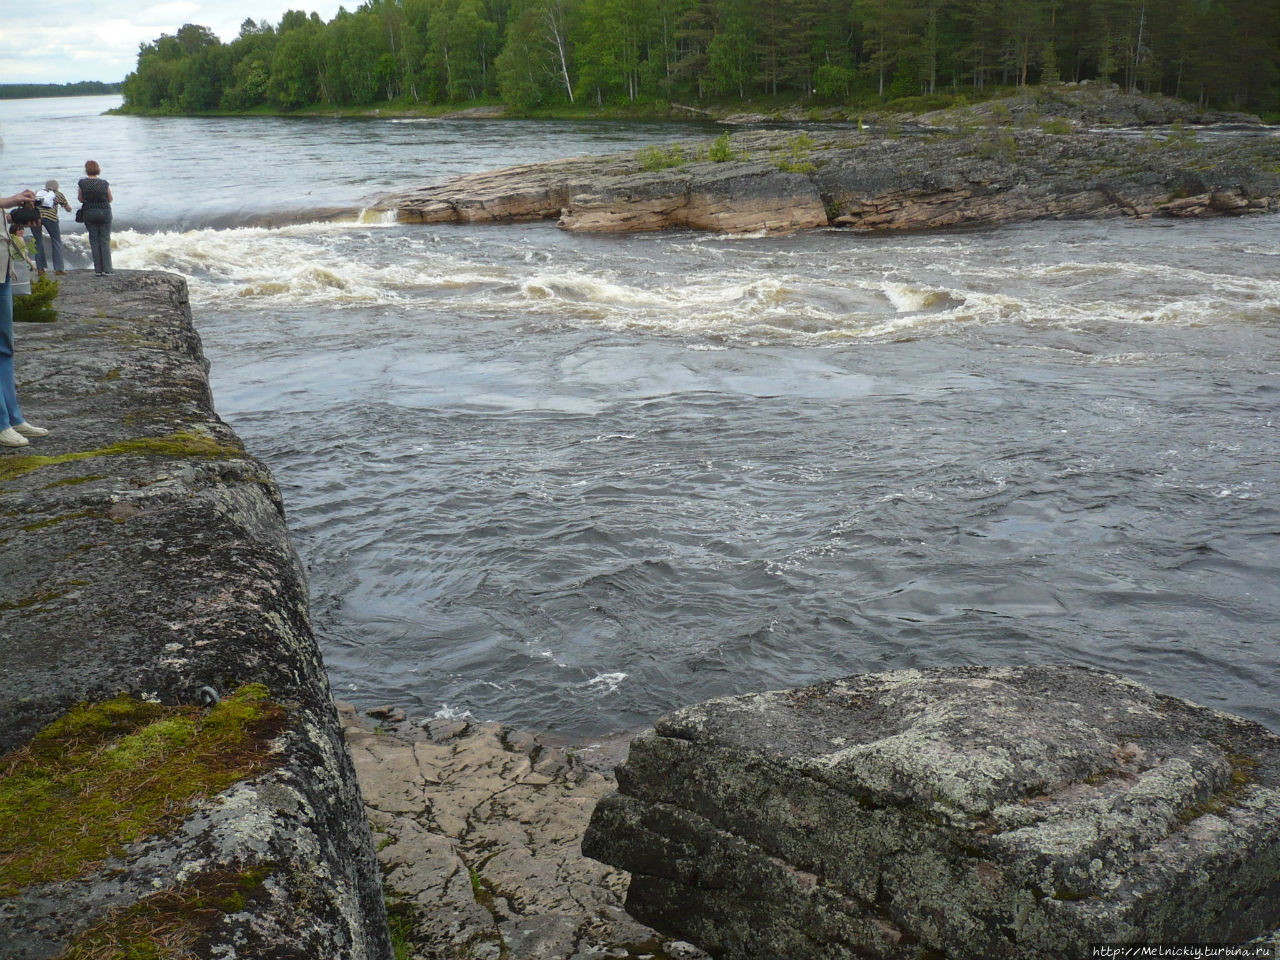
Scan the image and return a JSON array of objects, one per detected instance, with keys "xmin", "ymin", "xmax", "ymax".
[
  {"xmin": 57, "ymin": 864, "xmax": 276, "ymax": 959},
  {"xmin": 0, "ymin": 684, "xmax": 287, "ymax": 897},
  {"xmin": 0, "ymin": 430, "xmax": 245, "ymax": 484}
]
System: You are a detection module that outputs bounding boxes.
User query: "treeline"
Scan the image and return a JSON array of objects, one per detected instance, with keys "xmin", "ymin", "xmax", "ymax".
[
  {"xmin": 121, "ymin": 0, "xmax": 1280, "ymax": 115},
  {"xmin": 1, "ymin": 82, "xmax": 123, "ymax": 100}
]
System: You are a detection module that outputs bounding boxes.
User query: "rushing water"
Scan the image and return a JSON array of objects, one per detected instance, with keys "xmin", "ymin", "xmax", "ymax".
[{"xmin": 3, "ymin": 96, "xmax": 1278, "ymax": 737}]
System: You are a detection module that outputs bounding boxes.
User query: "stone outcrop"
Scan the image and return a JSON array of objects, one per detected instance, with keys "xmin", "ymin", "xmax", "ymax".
[
  {"xmin": 582, "ymin": 666, "xmax": 1280, "ymax": 959},
  {"xmin": 342, "ymin": 704, "xmax": 707, "ymax": 960},
  {"xmin": 0, "ymin": 273, "xmax": 390, "ymax": 959},
  {"xmin": 392, "ymin": 156, "xmax": 626, "ymax": 225},
  {"xmin": 557, "ymin": 163, "xmax": 828, "ymax": 233},
  {"xmin": 915, "ymin": 80, "xmax": 1261, "ymax": 129},
  {"xmin": 383, "ymin": 90, "xmax": 1279, "ymax": 235}
]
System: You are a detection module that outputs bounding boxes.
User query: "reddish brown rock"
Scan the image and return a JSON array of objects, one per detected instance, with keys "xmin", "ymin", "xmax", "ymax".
[{"xmin": 380, "ymin": 91, "xmax": 1280, "ymax": 237}]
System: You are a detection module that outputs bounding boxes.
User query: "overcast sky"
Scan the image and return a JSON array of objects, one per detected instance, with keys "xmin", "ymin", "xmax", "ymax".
[{"xmin": 3, "ymin": 1, "xmax": 345, "ymax": 85}]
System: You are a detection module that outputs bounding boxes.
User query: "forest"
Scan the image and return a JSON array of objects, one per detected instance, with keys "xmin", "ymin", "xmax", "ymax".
[
  {"xmin": 2, "ymin": 82, "xmax": 123, "ymax": 100},
  {"xmin": 119, "ymin": 0, "xmax": 1280, "ymax": 116}
]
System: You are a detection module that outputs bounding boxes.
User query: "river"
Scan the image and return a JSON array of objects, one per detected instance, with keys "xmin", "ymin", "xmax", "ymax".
[{"xmin": 2, "ymin": 95, "xmax": 1277, "ymax": 738}]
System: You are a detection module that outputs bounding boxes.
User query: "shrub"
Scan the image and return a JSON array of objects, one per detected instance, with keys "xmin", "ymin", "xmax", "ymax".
[
  {"xmin": 885, "ymin": 92, "xmax": 961, "ymax": 114},
  {"xmin": 1167, "ymin": 121, "xmax": 1198, "ymax": 146},
  {"xmin": 637, "ymin": 143, "xmax": 688, "ymax": 171},
  {"xmin": 971, "ymin": 130, "xmax": 1018, "ymax": 161},
  {"xmin": 774, "ymin": 132, "xmax": 818, "ymax": 174},
  {"xmin": 14, "ymin": 274, "xmax": 58, "ymax": 323},
  {"xmin": 708, "ymin": 132, "xmax": 735, "ymax": 162}
]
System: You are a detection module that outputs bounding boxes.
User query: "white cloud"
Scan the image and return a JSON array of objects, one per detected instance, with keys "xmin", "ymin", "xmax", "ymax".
[
  {"xmin": 5, "ymin": 1, "xmax": 345, "ymax": 84},
  {"xmin": 139, "ymin": 2, "xmax": 204, "ymax": 24}
]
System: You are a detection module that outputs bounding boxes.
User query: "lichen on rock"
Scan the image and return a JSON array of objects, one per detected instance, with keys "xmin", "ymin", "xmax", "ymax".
[
  {"xmin": 583, "ymin": 666, "xmax": 1280, "ymax": 959},
  {"xmin": 382, "ymin": 90, "xmax": 1280, "ymax": 236},
  {"xmin": 0, "ymin": 272, "xmax": 390, "ymax": 960},
  {"xmin": 0, "ymin": 684, "xmax": 285, "ymax": 898}
]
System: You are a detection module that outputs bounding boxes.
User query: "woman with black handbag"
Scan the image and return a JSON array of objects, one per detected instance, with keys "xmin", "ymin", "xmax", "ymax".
[{"xmin": 78, "ymin": 160, "xmax": 113, "ymax": 276}]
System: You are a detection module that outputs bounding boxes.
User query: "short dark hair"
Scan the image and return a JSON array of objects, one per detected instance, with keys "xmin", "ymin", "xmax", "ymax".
[{"xmin": 84, "ymin": 160, "xmax": 101, "ymax": 176}]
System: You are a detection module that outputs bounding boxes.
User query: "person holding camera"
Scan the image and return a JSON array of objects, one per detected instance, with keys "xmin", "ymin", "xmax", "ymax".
[
  {"xmin": 8, "ymin": 199, "xmax": 41, "ymax": 232},
  {"xmin": 1, "ymin": 184, "xmax": 50, "ymax": 448},
  {"xmin": 78, "ymin": 160, "xmax": 113, "ymax": 276},
  {"xmin": 34, "ymin": 180, "xmax": 70, "ymax": 277}
]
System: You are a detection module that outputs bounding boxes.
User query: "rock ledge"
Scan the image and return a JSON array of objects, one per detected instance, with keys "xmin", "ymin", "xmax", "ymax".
[
  {"xmin": 0, "ymin": 273, "xmax": 390, "ymax": 959},
  {"xmin": 383, "ymin": 91, "xmax": 1280, "ymax": 235},
  {"xmin": 583, "ymin": 665, "xmax": 1280, "ymax": 959}
]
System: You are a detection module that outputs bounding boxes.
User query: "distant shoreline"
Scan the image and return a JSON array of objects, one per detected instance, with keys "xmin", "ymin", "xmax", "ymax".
[{"xmin": 0, "ymin": 83, "xmax": 122, "ymax": 101}]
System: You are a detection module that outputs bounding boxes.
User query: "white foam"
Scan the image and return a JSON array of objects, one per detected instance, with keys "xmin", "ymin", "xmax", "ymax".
[
  {"xmin": 356, "ymin": 207, "xmax": 399, "ymax": 225},
  {"xmin": 431, "ymin": 704, "xmax": 474, "ymax": 721},
  {"xmin": 583, "ymin": 672, "xmax": 627, "ymax": 694},
  {"xmin": 882, "ymin": 281, "xmax": 958, "ymax": 313},
  {"xmin": 112, "ymin": 225, "xmax": 420, "ymax": 306},
  {"xmin": 99, "ymin": 219, "xmax": 1280, "ymax": 342}
]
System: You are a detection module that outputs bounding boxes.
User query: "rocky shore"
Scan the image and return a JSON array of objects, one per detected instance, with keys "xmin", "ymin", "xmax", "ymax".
[
  {"xmin": 382, "ymin": 88, "xmax": 1280, "ymax": 235},
  {"xmin": 341, "ymin": 705, "xmax": 705, "ymax": 960},
  {"xmin": 345, "ymin": 666, "xmax": 1280, "ymax": 960},
  {"xmin": 0, "ymin": 274, "xmax": 389, "ymax": 959}
]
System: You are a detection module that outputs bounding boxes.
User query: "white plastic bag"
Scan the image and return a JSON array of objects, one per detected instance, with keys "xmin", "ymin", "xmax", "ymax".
[{"xmin": 10, "ymin": 257, "xmax": 31, "ymax": 296}]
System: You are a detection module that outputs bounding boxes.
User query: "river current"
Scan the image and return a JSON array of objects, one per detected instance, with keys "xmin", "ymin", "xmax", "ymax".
[{"xmin": 3, "ymin": 96, "xmax": 1277, "ymax": 737}]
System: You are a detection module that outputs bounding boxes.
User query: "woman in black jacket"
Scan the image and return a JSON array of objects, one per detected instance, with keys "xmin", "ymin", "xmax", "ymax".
[{"xmin": 78, "ymin": 159, "xmax": 113, "ymax": 276}]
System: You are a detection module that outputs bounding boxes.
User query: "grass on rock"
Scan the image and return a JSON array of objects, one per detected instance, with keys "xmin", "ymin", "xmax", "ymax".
[
  {"xmin": 0, "ymin": 431, "xmax": 245, "ymax": 484},
  {"xmin": 0, "ymin": 684, "xmax": 287, "ymax": 897}
]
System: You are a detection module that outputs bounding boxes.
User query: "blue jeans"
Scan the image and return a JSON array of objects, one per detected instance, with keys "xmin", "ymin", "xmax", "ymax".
[
  {"xmin": 84, "ymin": 209, "xmax": 112, "ymax": 274},
  {"xmin": 0, "ymin": 277, "xmax": 23, "ymax": 429},
  {"xmin": 33, "ymin": 219, "xmax": 64, "ymax": 272}
]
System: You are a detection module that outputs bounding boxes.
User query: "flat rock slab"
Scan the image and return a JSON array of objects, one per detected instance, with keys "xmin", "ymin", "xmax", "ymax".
[
  {"xmin": 0, "ymin": 273, "xmax": 389, "ymax": 959},
  {"xmin": 383, "ymin": 99, "xmax": 1280, "ymax": 236},
  {"xmin": 583, "ymin": 666, "xmax": 1280, "ymax": 959},
  {"xmin": 342, "ymin": 705, "xmax": 708, "ymax": 960}
]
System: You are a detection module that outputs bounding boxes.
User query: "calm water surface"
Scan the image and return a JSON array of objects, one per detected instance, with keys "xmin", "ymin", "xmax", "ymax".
[{"xmin": 3, "ymin": 96, "xmax": 1277, "ymax": 736}]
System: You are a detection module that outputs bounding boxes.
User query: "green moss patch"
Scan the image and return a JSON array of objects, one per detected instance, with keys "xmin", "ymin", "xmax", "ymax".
[
  {"xmin": 0, "ymin": 685, "xmax": 287, "ymax": 897},
  {"xmin": 21, "ymin": 508, "xmax": 100, "ymax": 532},
  {"xmin": 42, "ymin": 474, "xmax": 107, "ymax": 489},
  {"xmin": 0, "ymin": 431, "xmax": 244, "ymax": 484},
  {"xmin": 57, "ymin": 864, "xmax": 275, "ymax": 960},
  {"xmin": 1177, "ymin": 752, "xmax": 1260, "ymax": 825},
  {"xmin": 385, "ymin": 891, "xmax": 419, "ymax": 960},
  {"xmin": 0, "ymin": 587, "xmax": 67, "ymax": 611}
]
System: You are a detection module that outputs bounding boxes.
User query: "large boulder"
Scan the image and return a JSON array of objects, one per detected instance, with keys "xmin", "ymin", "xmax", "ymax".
[{"xmin": 582, "ymin": 666, "xmax": 1280, "ymax": 959}]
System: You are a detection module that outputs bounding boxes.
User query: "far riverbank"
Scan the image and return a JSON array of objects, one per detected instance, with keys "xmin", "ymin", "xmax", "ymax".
[{"xmin": 110, "ymin": 82, "xmax": 1271, "ymax": 126}]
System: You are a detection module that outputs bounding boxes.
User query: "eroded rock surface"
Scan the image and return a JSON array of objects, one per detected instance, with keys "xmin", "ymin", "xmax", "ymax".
[
  {"xmin": 0, "ymin": 273, "xmax": 390, "ymax": 959},
  {"xmin": 383, "ymin": 90, "xmax": 1280, "ymax": 235},
  {"xmin": 343, "ymin": 705, "xmax": 707, "ymax": 960},
  {"xmin": 583, "ymin": 666, "xmax": 1280, "ymax": 959}
]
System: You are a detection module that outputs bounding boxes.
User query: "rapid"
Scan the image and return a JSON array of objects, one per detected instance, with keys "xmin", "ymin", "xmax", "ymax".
[{"xmin": 3, "ymin": 95, "xmax": 1277, "ymax": 737}]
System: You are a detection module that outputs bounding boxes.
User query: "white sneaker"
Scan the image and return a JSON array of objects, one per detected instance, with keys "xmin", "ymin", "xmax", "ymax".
[
  {"xmin": 0, "ymin": 427, "xmax": 30, "ymax": 447},
  {"xmin": 12, "ymin": 422, "xmax": 48, "ymax": 438}
]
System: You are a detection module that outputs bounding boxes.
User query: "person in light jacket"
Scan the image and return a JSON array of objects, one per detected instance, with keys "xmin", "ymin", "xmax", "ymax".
[
  {"xmin": 34, "ymin": 179, "xmax": 71, "ymax": 276},
  {"xmin": 0, "ymin": 183, "xmax": 49, "ymax": 448},
  {"xmin": 78, "ymin": 160, "xmax": 113, "ymax": 276}
]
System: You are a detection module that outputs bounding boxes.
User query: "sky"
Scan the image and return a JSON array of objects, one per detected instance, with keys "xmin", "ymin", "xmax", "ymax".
[{"xmin": 2, "ymin": 1, "xmax": 345, "ymax": 85}]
